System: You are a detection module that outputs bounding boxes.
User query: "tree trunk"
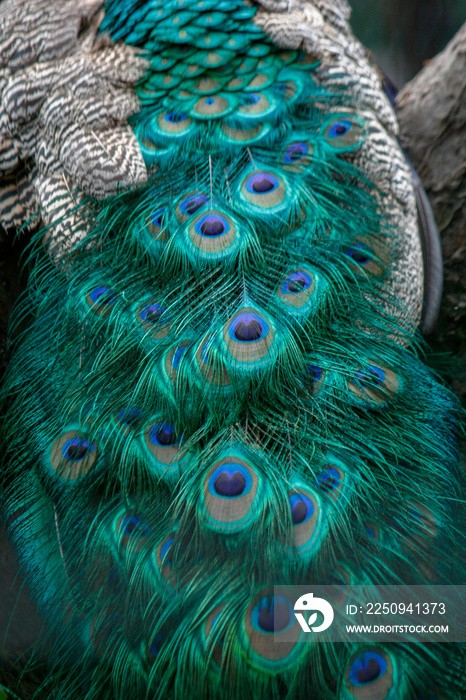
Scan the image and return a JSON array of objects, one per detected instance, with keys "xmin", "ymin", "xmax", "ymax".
[{"xmin": 397, "ymin": 21, "xmax": 466, "ymax": 399}]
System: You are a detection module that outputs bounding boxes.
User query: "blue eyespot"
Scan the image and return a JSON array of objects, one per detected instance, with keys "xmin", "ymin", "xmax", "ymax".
[
  {"xmin": 200, "ymin": 341, "xmax": 214, "ymax": 365},
  {"xmin": 62, "ymin": 438, "xmax": 95, "ymax": 462},
  {"xmin": 282, "ymin": 142, "xmax": 309, "ymax": 164},
  {"xmin": 160, "ymin": 537, "xmax": 174, "ymax": 566},
  {"xmin": 281, "ymin": 271, "xmax": 312, "ymax": 295},
  {"xmin": 172, "ymin": 343, "xmax": 189, "ymax": 370},
  {"xmin": 345, "ymin": 243, "xmax": 371, "ymax": 264},
  {"xmin": 355, "ymin": 366, "xmax": 385, "ymax": 389},
  {"xmin": 149, "ymin": 632, "xmax": 163, "ymax": 659},
  {"xmin": 241, "ymin": 92, "xmax": 261, "ymax": 106},
  {"xmin": 150, "ymin": 207, "xmax": 167, "ymax": 228},
  {"xmin": 315, "ymin": 468, "xmax": 340, "ymax": 493},
  {"xmin": 328, "ymin": 119, "xmax": 352, "ymax": 139},
  {"xmin": 251, "ymin": 595, "xmax": 294, "ymax": 634},
  {"xmin": 149, "ymin": 422, "xmax": 179, "ymax": 447},
  {"xmin": 89, "ymin": 286, "xmax": 115, "ymax": 305},
  {"xmin": 140, "ymin": 303, "xmax": 167, "ymax": 324},
  {"xmin": 164, "ymin": 112, "xmax": 187, "ymax": 123},
  {"xmin": 349, "ymin": 650, "xmax": 387, "ymax": 686},
  {"xmin": 306, "ymin": 365, "xmax": 323, "ymax": 384},
  {"xmin": 289, "ymin": 493, "xmax": 314, "ymax": 525},
  {"xmin": 117, "ymin": 407, "xmax": 142, "ymax": 426},
  {"xmin": 194, "ymin": 213, "xmax": 230, "ymax": 238},
  {"xmin": 208, "ymin": 462, "xmax": 253, "ymax": 498},
  {"xmin": 228, "ymin": 312, "xmax": 269, "ymax": 342},
  {"xmin": 244, "ymin": 172, "xmax": 279, "ymax": 195},
  {"xmin": 180, "ymin": 194, "xmax": 209, "ymax": 216},
  {"xmin": 120, "ymin": 515, "xmax": 151, "ymax": 538}
]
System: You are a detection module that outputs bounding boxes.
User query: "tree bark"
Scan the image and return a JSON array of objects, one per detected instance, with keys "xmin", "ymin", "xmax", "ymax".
[{"xmin": 397, "ymin": 21, "xmax": 466, "ymax": 397}]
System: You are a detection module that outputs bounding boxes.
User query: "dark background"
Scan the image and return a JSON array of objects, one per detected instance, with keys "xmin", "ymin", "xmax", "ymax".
[{"xmin": 351, "ymin": 0, "xmax": 466, "ymax": 86}]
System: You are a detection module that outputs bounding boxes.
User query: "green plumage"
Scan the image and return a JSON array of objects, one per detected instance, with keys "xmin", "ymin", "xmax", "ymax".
[{"xmin": 0, "ymin": 0, "xmax": 465, "ymax": 698}]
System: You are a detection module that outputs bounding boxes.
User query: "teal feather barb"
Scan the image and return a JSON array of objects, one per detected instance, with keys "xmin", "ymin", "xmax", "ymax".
[{"xmin": 0, "ymin": 0, "xmax": 465, "ymax": 698}]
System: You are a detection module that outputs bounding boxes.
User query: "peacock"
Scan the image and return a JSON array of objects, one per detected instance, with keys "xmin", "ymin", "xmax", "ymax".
[{"xmin": 0, "ymin": 0, "xmax": 465, "ymax": 698}]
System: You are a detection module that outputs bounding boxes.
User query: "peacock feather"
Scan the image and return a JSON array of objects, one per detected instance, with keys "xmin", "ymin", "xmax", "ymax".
[{"xmin": 0, "ymin": 0, "xmax": 464, "ymax": 698}]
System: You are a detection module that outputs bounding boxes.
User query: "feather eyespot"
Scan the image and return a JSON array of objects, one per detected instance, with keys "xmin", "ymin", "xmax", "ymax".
[
  {"xmin": 86, "ymin": 286, "xmax": 116, "ymax": 317},
  {"xmin": 144, "ymin": 422, "xmax": 181, "ymax": 465},
  {"xmin": 114, "ymin": 407, "xmax": 143, "ymax": 437},
  {"xmin": 147, "ymin": 632, "xmax": 164, "ymax": 663},
  {"xmin": 62, "ymin": 438, "xmax": 95, "ymax": 462},
  {"xmin": 176, "ymin": 191, "xmax": 209, "ymax": 222},
  {"xmin": 160, "ymin": 537, "xmax": 174, "ymax": 565},
  {"xmin": 221, "ymin": 122, "xmax": 266, "ymax": 144},
  {"xmin": 230, "ymin": 314, "xmax": 268, "ymax": 342},
  {"xmin": 164, "ymin": 340, "xmax": 191, "ymax": 384},
  {"xmin": 156, "ymin": 110, "xmax": 193, "ymax": 135},
  {"xmin": 251, "ymin": 595, "xmax": 294, "ymax": 634},
  {"xmin": 172, "ymin": 343, "xmax": 189, "ymax": 370},
  {"xmin": 192, "ymin": 95, "xmax": 233, "ymax": 119},
  {"xmin": 164, "ymin": 111, "xmax": 187, "ymax": 124},
  {"xmin": 49, "ymin": 431, "xmax": 99, "ymax": 481},
  {"xmin": 344, "ymin": 648, "xmax": 394, "ymax": 699},
  {"xmin": 193, "ymin": 77, "xmax": 221, "ymax": 93},
  {"xmin": 224, "ymin": 309, "xmax": 274, "ymax": 365},
  {"xmin": 116, "ymin": 514, "xmax": 151, "ymax": 554},
  {"xmin": 281, "ymin": 141, "xmax": 313, "ymax": 170},
  {"xmin": 247, "ymin": 73, "xmax": 270, "ymax": 90},
  {"xmin": 345, "ymin": 240, "xmax": 386, "ymax": 277},
  {"xmin": 323, "ymin": 116, "xmax": 364, "ymax": 150},
  {"xmin": 182, "ymin": 194, "xmax": 208, "ymax": 216},
  {"xmin": 197, "ymin": 214, "xmax": 227, "ymax": 237},
  {"xmin": 304, "ymin": 364, "xmax": 325, "ymax": 395},
  {"xmin": 208, "ymin": 462, "xmax": 253, "ymax": 499},
  {"xmin": 201, "ymin": 456, "xmax": 260, "ymax": 532},
  {"xmin": 245, "ymin": 173, "xmax": 279, "ymax": 195},
  {"xmin": 241, "ymin": 170, "xmax": 287, "ymax": 211},
  {"xmin": 348, "ymin": 363, "xmax": 399, "ymax": 405},
  {"xmin": 287, "ymin": 487, "xmax": 321, "ymax": 553},
  {"xmin": 315, "ymin": 467, "xmax": 345, "ymax": 503},
  {"xmin": 289, "ymin": 492, "xmax": 314, "ymax": 525},
  {"xmin": 242, "ymin": 590, "xmax": 304, "ymax": 670},
  {"xmin": 238, "ymin": 92, "xmax": 272, "ymax": 117},
  {"xmin": 241, "ymin": 93, "xmax": 261, "ymax": 106},
  {"xmin": 119, "ymin": 515, "xmax": 151, "ymax": 539},
  {"xmin": 188, "ymin": 211, "xmax": 238, "ymax": 258},
  {"xmin": 364, "ymin": 522, "xmax": 381, "ymax": 542},
  {"xmin": 146, "ymin": 206, "xmax": 169, "ymax": 242},
  {"xmin": 143, "ymin": 420, "xmax": 191, "ymax": 479},
  {"xmin": 345, "ymin": 243, "xmax": 371, "ymax": 265},
  {"xmin": 356, "ymin": 366, "xmax": 385, "ymax": 388},
  {"xmin": 117, "ymin": 408, "xmax": 142, "ymax": 427},
  {"xmin": 138, "ymin": 302, "xmax": 171, "ymax": 339},
  {"xmin": 277, "ymin": 269, "xmax": 315, "ymax": 309},
  {"xmin": 273, "ymin": 81, "xmax": 298, "ymax": 101},
  {"xmin": 154, "ymin": 532, "xmax": 178, "ymax": 587},
  {"xmin": 328, "ymin": 119, "xmax": 352, "ymax": 138},
  {"xmin": 140, "ymin": 304, "xmax": 164, "ymax": 323},
  {"xmin": 149, "ymin": 422, "xmax": 180, "ymax": 448}
]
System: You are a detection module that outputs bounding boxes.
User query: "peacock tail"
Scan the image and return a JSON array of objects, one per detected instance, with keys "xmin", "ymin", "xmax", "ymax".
[{"xmin": 0, "ymin": 0, "xmax": 464, "ymax": 698}]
